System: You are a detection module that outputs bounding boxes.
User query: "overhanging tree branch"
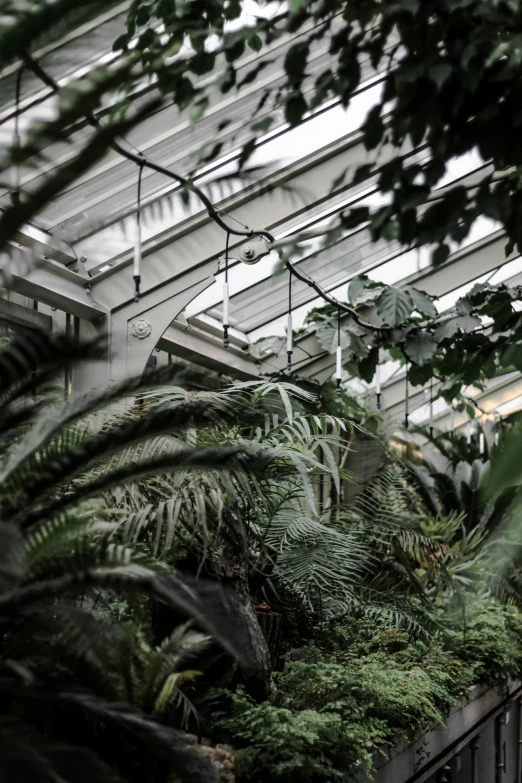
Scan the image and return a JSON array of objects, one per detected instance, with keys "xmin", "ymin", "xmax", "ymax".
[{"xmin": 21, "ymin": 52, "xmax": 391, "ymax": 333}]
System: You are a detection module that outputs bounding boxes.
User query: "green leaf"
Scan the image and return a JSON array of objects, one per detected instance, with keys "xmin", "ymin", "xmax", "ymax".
[
  {"xmin": 489, "ymin": 429, "xmax": 522, "ymax": 493},
  {"xmin": 486, "ymin": 42, "xmax": 510, "ymax": 68},
  {"xmin": 289, "ymin": 0, "xmax": 310, "ymax": 13},
  {"xmin": 352, "ymin": 163, "xmax": 374, "ymax": 185},
  {"xmin": 113, "ymin": 34, "xmax": 130, "ymax": 52},
  {"xmin": 285, "ymin": 93, "xmax": 308, "ymax": 125},
  {"xmin": 499, "ymin": 342, "xmax": 522, "ymax": 372},
  {"xmin": 248, "ymin": 34, "xmax": 263, "ymax": 52},
  {"xmin": 284, "ymin": 43, "xmax": 309, "ymax": 83},
  {"xmin": 348, "ymin": 276, "xmax": 385, "ymax": 307},
  {"xmin": 316, "ymin": 323, "xmax": 350, "ymax": 354},
  {"xmin": 190, "ymin": 52, "xmax": 215, "ymax": 76},
  {"xmin": 358, "ymin": 347, "xmax": 379, "ymax": 383},
  {"xmin": 434, "ymin": 315, "xmax": 480, "ymax": 341},
  {"xmin": 349, "ymin": 333, "xmax": 369, "ymax": 360},
  {"xmin": 404, "ymin": 331, "xmax": 437, "ymax": 366},
  {"xmin": 363, "ymin": 105, "xmax": 384, "ymax": 150},
  {"xmin": 432, "ymin": 244, "xmax": 451, "ymax": 266},
  {"xmin": 348, "ymin": 276, "xmax": 367, "ymax": 304},
  {"xmin": 407, "ymin": 287, "xmax": 437, "ymax": 318},
  {"xmin": 191, "ymin": 97, "xmax": 209, "ymax": 124},
  {"xmin": 456, "ymin": 296, "xmax": 473, "ymax": 315},
  {"xmin": 341, "ymin": 206, "xmax": 370, "ymax": 229},
  {"xmin": 408, "ymin": 363, "xmax": 433, "ymax": 386},
  {"xmin": 429, "ymin": 62, "xmax": 452, "ymax": 89},
  {"xmin": 251, "ymin": 117, "xmax": 273, "ymax": 134},
  {"xmin": 376, "ymin": 287, "xmax": 414, "ymax": 326}
]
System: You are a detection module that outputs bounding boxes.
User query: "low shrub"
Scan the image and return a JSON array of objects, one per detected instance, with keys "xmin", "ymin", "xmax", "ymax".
[{"xmin": 210, "ymin": 603, "xmax": 522, "ymax": 782}]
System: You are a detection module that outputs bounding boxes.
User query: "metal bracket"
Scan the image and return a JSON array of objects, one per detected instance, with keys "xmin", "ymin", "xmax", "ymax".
[{"xmin": 228, "ymin": 237, "xmax": 271, "ymax": 265}]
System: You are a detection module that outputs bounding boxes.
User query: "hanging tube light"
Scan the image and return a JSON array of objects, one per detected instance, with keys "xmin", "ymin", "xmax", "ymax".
[
  {"xmin": 133, "ymin": 160, "xmax": 144, "ymax": 302},
  {"xmin": 336, "ymin": 307, "xmax": 342, "ymax": 395},
  {"xmin": 429, "ymin": 378, "xmax": 434, "ymax": 439},
  {"xmin": 375, "ymin": 352, "xmax": 381, "ymax": 409},
  {"xmin": 223, "ymin": 232, "xmax": 230, "ymax": 348},
  {"xmin": 287, "ymin": 271, "xmax": 293, "ymax": 372},
  {"xmin": 404, "ymin": 363, "xmax": 409, "ymax": 429}
]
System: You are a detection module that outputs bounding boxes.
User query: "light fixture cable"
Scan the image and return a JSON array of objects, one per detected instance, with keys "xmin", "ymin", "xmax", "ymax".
[
  {"xmin": 11, "ymin": 64, "xmax": 24, "ymax": 206},
  {"xmin": 133, "ymin": 156, "xmax": 144, "ymax": 302},
  {"xmin": 405, "ymin": 363, "xmax": 409, "ymax": 430},
  {"xmin": 287, "ymin": 270, "xmax": 293, "ymax": 372},
  {"xmin": 336, "ymin": 306, "xmax": 342, "ymax": 395},
  {"xmin": 223, "ymin": 231, "xmax": 230, "ymax": 348}
]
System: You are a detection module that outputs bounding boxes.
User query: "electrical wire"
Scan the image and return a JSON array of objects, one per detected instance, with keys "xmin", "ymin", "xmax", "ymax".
[
  {"xmin": 404, "ymin": 364, "xmax": 409, "ymax": 430},
  {"xmin": 223, "ymin": 231, "xmax": 230, "ymax": 348},
  {"xmin": 11, "ymin": 64, "xmax": 24, "ymax": 206},
  {"xmin": 133, "ymin": 157, "xmax": 144, "ymax": 301},
  {"xmin": 336, "ymin": 305, "xmax": 342, "ymax": 395},
  {"xmin": 286, "ymin": 271, "xmax": 293, "ymax": 372}
]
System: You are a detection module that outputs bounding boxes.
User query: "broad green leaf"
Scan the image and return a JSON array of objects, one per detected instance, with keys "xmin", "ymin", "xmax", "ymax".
[
  {"xmin": 358, "ymin": 347, "xmax": 379, "ymax": 383},
  {"xmin": 248, "ymin": 34, "xmax": 263, "ymax": 52},
  {"xmin": 285, "ymin": 93, "xmax": 308, "ymax": 125},
  {"xmin": 408, "ymin": 363, "xmax": 433, "ymax": 386},
  {"xmin": 289, "ymin": 0, "xmax": 310, "ymax": 13},
  {"xmin": 404, "ymin": 331, "xmax": 437, "ymax": 366},
  {"xmin": 454, "ymin": 315, "xmax": 481, "ymax": 332},
  {"xmin": 249, "ymin": 336, "xmax": 286, "ymax": 360},
  {"xmin": 489, "ymin": 429, "xmax": 522, "ymax": 493},
  {"xmin": 348, "ymin": 275, "xmax": 383, "ymax": 306},
  {"xmin": 486, "ymin": 42, "xmax": 510, "ymax": 68},
  {"xmin": 376, "ymin": 287, "xmax": 414, "ymax": 326},
  {"xmin": 432, "ymin": 244, "xmax": 451, "ymax": 266},
  {"xmin": 407, "ymin": 287, "xmax": 437, "ymax": 318},
  {"xmin": 316, "ymin": 324, "xmax": 351, "ymax": 354},
  {"xmin": 348, "ymin": 276, "xmax": 366, "ymax": 304},
  {"xmin": 434, "ymin": 315, "xmax": 480, "ymax": 341},
  {"xmin": 456, "ymin": 297, "xmax": 473, "ymax": 316},
  {"xmin": 499, "ymin": 342, "xmax": 522, "ymax": 372},
  {"xmin": 349, "ymin": 333, "xmax": 369, "ymax": 360},
  {"xmin": 363, "ymin": 105, "xmax": 384, "ymax": 150}
]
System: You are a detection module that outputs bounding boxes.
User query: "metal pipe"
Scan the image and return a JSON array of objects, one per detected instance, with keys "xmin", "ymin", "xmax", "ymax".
[
  {"xmin": 495, "ymin": 714, "xmax": 507, "ymax": 783},
  {"xmin": 470, "ymin": 734, "xmax": 481, "ymax": 783},
  {"xmin": 516, "ymin": 699, "xmax": 522, "ymax": 783}
]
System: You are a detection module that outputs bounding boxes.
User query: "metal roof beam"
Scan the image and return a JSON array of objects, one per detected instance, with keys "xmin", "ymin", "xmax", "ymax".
[
  {"xmin": 2, "ymin": 254, "xmax": 105, "ymax": 321},
  {"xmin": 158, "ymin": 323, "xmax": 259, "ymax": 381},
  {"xmin": 209, "ymin": 162, "xmax": 492, "ymax": 331},
  {"xmin": 91, "ymin": 129, "xmax": 414, "ymax": 311},
  {"xmin": 8, "ymin": 223, "xmax": 78, "ymax": 268},
  {"xmin": 0, "ymin": 298, "xmax": 52, "ymax": 330},
  {"xmin": 394, "ymin": 372, "xmax": 522, "ymax": 432},
  {"xmin": 260, "ymin": 230, "xmax": 513, "ymax": 380}
]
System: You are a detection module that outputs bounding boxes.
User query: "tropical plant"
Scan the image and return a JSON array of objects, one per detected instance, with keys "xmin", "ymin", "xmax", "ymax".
[
  {"xmin": 108, "ymin": 384, "xmax": 442, "ymax": 659},
  {"xmin": 392, "ymin": 428, "xmax": 522, "ymax": 611},
  {"xmin": 209, "ymin": 606, "xmax": 522, "ymax": 783},
  {"xmin": 0, "ymin": 331, "xmax": 291, "ymax": 782},
  {"xmin": 5, "ymin": 0, "xmax": 522, "ymax": 420},
  {"xmin": 403, "ymin": 427, "xmax": 516, "ymax": 537}
]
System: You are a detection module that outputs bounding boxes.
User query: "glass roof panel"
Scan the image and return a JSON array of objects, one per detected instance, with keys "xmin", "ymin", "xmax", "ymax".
[
  {"xmin": 208, "ymin": 230, "xmax": 401, "ymax": 332},
  {"xmin": 69, "ymin": 83, "xmax": 383, "ymax": 266},
  {"xmin": 22, "ymin": 28, "xmax": 380, "ymax": 256}
]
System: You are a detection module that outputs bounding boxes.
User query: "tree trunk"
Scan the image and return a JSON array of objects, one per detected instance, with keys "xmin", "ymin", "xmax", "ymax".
[{"xmin": 215, "ymin": 547, "xmax": 273, "ymax": 701}]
